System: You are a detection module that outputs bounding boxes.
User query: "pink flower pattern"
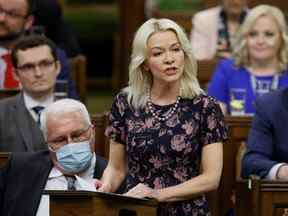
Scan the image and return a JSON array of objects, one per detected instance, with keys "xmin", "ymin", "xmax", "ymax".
[{"xmin": 105, "ymin": 92, "xmax": 227, "ymax": 216}]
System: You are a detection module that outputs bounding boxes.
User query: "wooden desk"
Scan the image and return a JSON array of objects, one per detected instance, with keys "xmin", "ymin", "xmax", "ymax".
[
  {"xmin": 44, "ymin": 190, "xmax": 158, "ymax": 216},
  {"xmin": 236, "ymin": 177, "xmax": 288, "ymax": 216}
]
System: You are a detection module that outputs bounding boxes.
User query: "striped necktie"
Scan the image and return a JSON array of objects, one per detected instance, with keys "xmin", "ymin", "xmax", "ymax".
[{"xmin": 65, "ymin": 176, "xmax": 76, "ymax": 191}]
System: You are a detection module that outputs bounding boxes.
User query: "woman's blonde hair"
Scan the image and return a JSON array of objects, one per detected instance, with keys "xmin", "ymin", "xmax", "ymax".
[
  {"xmin": 125, "ymin": 18, "xmax": 203, "ymax": 109},
  {"xmin": 233, "ymin": 5, "xmax": 288, "ymax": 71}
]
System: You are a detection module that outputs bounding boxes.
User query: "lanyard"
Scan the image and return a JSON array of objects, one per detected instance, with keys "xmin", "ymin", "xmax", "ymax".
[{"xmin": 250, "ymin": 74, "xmax": 279, "ymax": 96}]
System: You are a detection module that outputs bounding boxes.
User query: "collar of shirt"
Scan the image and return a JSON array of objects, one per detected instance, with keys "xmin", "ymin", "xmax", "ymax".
[
  {"xmin": 23, "ymin": 92, "xmax": 54, "ymax": 121},
  {"xmin": 0, "ymin": 48, "xmax": 9, "ymax": 89},
  {"xmin": 45, "ymin": 153, "xmax": 97, "ymax": 191}
]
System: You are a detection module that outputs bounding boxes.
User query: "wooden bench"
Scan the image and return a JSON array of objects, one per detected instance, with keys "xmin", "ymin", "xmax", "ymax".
[
  {"xmin": 197, "ymin": 59, "xmax": 217, "ymax": 90},
  {"xmin": 236, "ymin": 176, "xmax": 288, "ymax": 216},
  {"xmin": 218, "ymin": 116, "xmax": 252, "ymax": 215},
  {"xmin": 91, "ymin": 112, "xmax": 110, "ymax": 159}
]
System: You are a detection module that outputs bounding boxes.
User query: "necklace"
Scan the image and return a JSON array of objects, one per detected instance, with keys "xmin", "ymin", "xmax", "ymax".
[
  {"xmin": 147, "ymin": 96, "xmax": 181, "ymax": 121},
  {"xmin": 250, "ymin": 74, "xmax": 279, "ymax": 96}
]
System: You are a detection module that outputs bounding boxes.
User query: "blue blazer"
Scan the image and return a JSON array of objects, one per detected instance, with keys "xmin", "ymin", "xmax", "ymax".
[{"xmin": 241, "ymin": 88, "xmax": 288, "ymax": 178}]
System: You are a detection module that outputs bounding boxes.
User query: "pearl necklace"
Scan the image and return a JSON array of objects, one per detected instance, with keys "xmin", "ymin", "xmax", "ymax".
[{"xmin": 147, "ymin": 96, "xmax": 181, "ymax": 121}]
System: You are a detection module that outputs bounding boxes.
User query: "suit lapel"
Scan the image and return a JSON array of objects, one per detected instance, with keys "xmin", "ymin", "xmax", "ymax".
[
  {"xmin": 282, "ymin": 88, "xmax": 288, "ymax": 111},
  {"xmin": 17, "ymin": 152, "xmax": 53, "ymax": 215},
  {"xmin": 13, "ymin": 93, "xmax": 35, "ymax": 151},
  {"xmin": 29, "ymin": 153, "xmax": 53, "ymax": 215}
]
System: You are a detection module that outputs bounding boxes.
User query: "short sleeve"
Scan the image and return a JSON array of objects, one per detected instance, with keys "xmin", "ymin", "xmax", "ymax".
[
  {"xmin": 199, "ymin": 96, "xmax": 228, "ymax": 146},
  {"xmin": 105, "ymin": 93, "xmax": 128, "ymax": 145}
]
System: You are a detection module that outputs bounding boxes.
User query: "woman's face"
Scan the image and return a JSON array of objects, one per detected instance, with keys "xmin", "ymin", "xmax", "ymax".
[
  {"xmin": 144, "ymin": 30, "xmax": 185, "ymax": 86},
  {"xmin": 247, "ymin": 15, "xmax": 282, "ymax": 65}
]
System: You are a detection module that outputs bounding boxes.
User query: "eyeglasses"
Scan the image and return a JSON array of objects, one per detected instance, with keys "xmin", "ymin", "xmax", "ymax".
[
  {"xmin": 48, "ymin": 125, "xmax": 92, "ymax": 151},
  {"xmin": 17, "ymin": 60, "xmax": 56, "ymax": 74},
  {"xmin": 0, "ymin": 7, "xmax": 27, "ymax": 20}
]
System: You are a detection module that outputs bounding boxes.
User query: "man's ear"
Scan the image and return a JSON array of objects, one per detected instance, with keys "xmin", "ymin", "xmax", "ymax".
[{"xmin": 24, "ymin": 15, "xmax": 34, "ymax": 30}]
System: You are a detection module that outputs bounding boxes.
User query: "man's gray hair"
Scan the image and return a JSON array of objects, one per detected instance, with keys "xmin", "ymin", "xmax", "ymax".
[{"xmin": 40, "ymin": 99, "xmax": 91, "ymax": 140}]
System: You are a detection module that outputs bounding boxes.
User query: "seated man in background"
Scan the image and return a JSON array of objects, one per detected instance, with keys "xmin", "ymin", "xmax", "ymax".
[
  {"xmin": 0, "ymin": 34, "xmax": 65, "ymax": 152},
  {"xmin": 0, "ymin": 98, "xmax": 107, "ymax": 216},
  {"xmin": 0, "ymin": 0, "xmax": 78, "ymax": 98},
  {"xmin": 241, "ymin": 87, "xmax": 288, "ymax": 179},
  {"xmin": 190, "ymin": 0, "xmax": 248, "ymax": 60}
]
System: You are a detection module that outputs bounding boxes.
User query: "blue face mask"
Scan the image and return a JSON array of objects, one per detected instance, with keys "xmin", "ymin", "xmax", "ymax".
[{"xmin": 56, "ymin": 141, "xmax": 93, "ymax": 173}]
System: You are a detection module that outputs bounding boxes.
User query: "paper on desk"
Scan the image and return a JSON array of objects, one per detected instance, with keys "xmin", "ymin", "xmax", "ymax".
[
  {"xmin": 75, "ymin": 176, "xmax": 97, "ymax": 192},
  {"xmin": 36, "ymin": 195, "xmax": 50, "ymax": 216}
]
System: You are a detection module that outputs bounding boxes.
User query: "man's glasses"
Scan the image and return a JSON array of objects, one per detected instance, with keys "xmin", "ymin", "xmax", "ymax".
[
  {"xmin": 17, "ymin": 60, "xmax": 56, "ymax": 74},
  {"xmin": 48, "ymin": 125, "xmax": 92, "ymax": 151},
  {"xmin": 0, "ymin": 7, "xmax": 27, "ymax": 20}
]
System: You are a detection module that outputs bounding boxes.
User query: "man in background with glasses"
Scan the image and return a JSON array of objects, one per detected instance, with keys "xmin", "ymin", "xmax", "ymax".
[
  {"xmin": 0, "ymin": 34, "xmax": 64, "ymax": 152},
  {"xmin": 0, "ymin": 0, "xmax": 78, "ymax": 98},
  {"xmin": 0, "ymin": 99, "xmax": 110, "ymax": 216}
]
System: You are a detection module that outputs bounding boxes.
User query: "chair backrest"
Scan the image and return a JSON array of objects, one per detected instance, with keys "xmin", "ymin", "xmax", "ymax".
[
  {"xmin": 0, "ymin": 89, "xmax": 19, "ymax": 99},
  {"xmin": 91, "ymin": 112, "xmax": 110, "ymax": 159},
  {"xmin": 219, "ymin": 115, "xmax": 252, "ymax": 215},
  {"xmin": 197, "ymin": 59, "xmax": 217, "ymax": 90},
  {"xmin": 0, "ymin": 152, "xmax": 10, "ymax": 168},
  {"xmin": 69, "ymin": 55, "xmax": 87, "ymax": 104}
]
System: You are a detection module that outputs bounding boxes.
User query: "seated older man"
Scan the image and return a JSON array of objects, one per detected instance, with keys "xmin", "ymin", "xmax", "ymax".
[{"xmin": 0, "ymin": 99, "xmax": 107, "ymax": 216}]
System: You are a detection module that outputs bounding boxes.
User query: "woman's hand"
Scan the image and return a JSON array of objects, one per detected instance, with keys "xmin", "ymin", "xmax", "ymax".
[
  {"xmin": 94, "ymin": 178, "xmax": 103, "ymax": 190},
  {"xmin": 97, "ymin": 181, "xmax": 113, "ymax": 193},
  {"xmin": 124, "ymin": 183, "xmax": 160, "ymax": 200}
]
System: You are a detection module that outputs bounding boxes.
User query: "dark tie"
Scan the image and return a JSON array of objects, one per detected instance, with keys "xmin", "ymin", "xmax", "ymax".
[
  {"xmin": 65, "ymin": 176, "xmax": 76, "ymax": 191},
  {"xmin": 32, "ymin": 106, "xmax": 45, "ymax": 125}
]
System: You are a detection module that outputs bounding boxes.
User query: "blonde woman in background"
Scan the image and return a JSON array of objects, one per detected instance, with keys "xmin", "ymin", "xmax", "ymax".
[
  {"xmin": 208, "ymin": 5, "xmax": 288, "ymax": 115},
  {"xmin": 98, "ymin": 18, "xmax": 227, "ymax": 216}
]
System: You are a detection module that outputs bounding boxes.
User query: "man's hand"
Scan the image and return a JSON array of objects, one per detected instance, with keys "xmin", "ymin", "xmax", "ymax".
[{"xmin": 277, "ymin": 165, "xmax": 288, "ymax": 180}]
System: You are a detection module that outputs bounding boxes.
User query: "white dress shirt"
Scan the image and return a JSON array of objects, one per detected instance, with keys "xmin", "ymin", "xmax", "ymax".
[
  {"xmin": 36, "ymin": 153, "xmax": 97, "ymax": 216},
  {"xmin": 0, "ymin": 47, "xmax": 8, "ymax": 89},
  {"xmin": 23, "ymin": 92, "xmax": 54, "ymax": 123}
]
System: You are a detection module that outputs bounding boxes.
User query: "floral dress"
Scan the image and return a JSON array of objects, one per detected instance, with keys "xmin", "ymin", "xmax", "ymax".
[{"xmin": 105, "ymin": 92, "xmax": 227, "ymax": 216}]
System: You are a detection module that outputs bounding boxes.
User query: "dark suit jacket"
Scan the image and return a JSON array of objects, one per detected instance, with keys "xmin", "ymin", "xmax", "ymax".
[
  {"xmin": 0, "ymin": 93, "xmax": 47, "ymax": 152},
  {"xmin": 242, "ymin": 88, "xmax": 288, "ymax": 178},
  {"xmin": 0, "ymin": 151, "xmax": 107, "ymax": 216}
]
